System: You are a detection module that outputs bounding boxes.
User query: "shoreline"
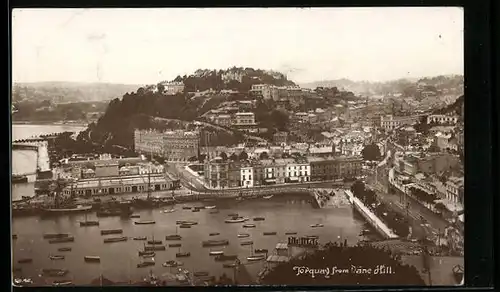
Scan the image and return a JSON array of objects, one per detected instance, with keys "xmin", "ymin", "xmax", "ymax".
[{"xmin": 12, "ymin": 121, "xmax": 89, "ymax": 127}]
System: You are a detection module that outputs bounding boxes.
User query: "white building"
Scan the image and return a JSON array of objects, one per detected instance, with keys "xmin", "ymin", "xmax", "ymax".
[
  {"xmin": 445, "ymin": 176, "xmax": 464, "ymax": 205},
  {"xmin": 380, "ymin": 115, "xmax": 421, "ymax": 131},
  {"xmin": 240, "ymin": 166, "xmax": 254, "ymax": 187},
  {"xmin": 427, "ymin": 114, "xmax": 459, "ymax": 125},
  {"xmin": 235, "ymin": 112, "xmax": 257, "ymax": 126},
  {"xmin": 286, "ymin": 162, "xmax": 310, "ymax": 183},
  {"xmin": 159, "ymin": 81, "xmax": 185, "ymax": 95}
]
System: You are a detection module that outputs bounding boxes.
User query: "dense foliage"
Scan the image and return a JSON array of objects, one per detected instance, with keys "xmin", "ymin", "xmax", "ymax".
[
  {"xmin": 361, "ymin": 143, "xmax": 381, "ymax": 161},
  {"xmin": 260, "ymin": 242, "xmax": 424, "ymax": 285},
  {"xmin": 12, "ymin": 100, "xmax": 108, "ymax": 122}
]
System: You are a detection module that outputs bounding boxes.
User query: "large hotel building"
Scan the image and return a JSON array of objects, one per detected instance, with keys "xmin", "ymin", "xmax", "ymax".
[{"xmin": 134, "ymin": 129, "xmax": 200, "ymax": 162}]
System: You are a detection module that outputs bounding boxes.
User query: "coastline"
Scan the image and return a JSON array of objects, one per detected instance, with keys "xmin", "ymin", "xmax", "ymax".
[{"xmin": 12, "ymin": 121, "xmax": 89, "ymax": 128}]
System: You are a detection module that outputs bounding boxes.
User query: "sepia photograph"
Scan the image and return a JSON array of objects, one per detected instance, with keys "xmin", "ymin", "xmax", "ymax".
[{"xmin": 11, "ymin": 7, "xmax": 464, "ymax": 287}]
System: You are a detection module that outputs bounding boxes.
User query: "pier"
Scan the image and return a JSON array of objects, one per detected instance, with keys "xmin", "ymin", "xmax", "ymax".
[
  {"xmin": 12, "ymin": 140, "xmax": 52, "ymax": 179},
  {"xmin": 344, "ymin": 190, "xmax": 399, "ymax": 239}
]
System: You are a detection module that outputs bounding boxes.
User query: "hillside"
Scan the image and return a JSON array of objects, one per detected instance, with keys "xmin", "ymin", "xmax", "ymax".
[
  {"xmin": 300, "ymin": 75, "xmax": 463, "ymax": 96},
  {"xmin": 12, "ymin": 82, "xmax": 143, "ymax": 103}
]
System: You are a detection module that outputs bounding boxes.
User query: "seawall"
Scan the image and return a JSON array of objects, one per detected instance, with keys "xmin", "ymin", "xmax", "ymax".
[{"xmin": 344, "ymin": 190, "xmax": 399, "ymax": 239}]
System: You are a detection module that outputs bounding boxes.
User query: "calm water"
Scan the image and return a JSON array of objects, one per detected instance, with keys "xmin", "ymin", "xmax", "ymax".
[
  {"xmin": 12, "ymin": 195, "xmax": 377, "ymax": 285},
  {"xmin": 11, "ymin": 124, "xmax": 86, "ymax": 201},
  {"xmin": 11, "ymin": 124, "xmax": 379, "ymax": 285}
]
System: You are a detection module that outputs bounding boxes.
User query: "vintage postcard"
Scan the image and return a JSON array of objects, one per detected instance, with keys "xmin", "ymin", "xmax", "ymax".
[{"xmin": 11, "ymin": 7, "xmax": 464, "ymax": 286}]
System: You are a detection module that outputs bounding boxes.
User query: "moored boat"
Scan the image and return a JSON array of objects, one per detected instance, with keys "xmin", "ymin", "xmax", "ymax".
[
  {"xmin": 147, "ymin": 240, "xmax": 162, "ymax": 245},
  {"xmin": 141, "ymin": 252, "xmax": 155, "ymax": 258},
  {"xmin": 162, "ymin": 260, "xmax": 183, "ymax": 267},
  {"xmin": 17, "ymin": 258, "xmax": 33, "ymax": 264},
  {"xmin": 243, "ymin": 224, "xmax": 256, "ymax": 228},
  {"xmin": 162, "ymin": 209, "xmax": 176, "ymax": 213},
  {"xmin": 227, "ymin": 213, "xmax": 239, "ymax": 217},
  {"xmin": 182, "ymin": 206, "xmax": 192, "ymax": 210},
  {"xmin": 247, "ymin": 254, "xmax": 266, "ymax": 261},
  {"xmin": 253, "ymin": 217, "xmax": 265, "ymax": 221},
  {"xmin": 209, "ymin": 250, "xmax": 224, "ymax": 256},
  {"xmin": 254, "ymin": 248, "xmax": 268, "ymax": 254},
  {"xmin": 79, "ymin": 221, "xmax": 99, "ymax": 227},
  {"xmin": 310, "ymin": 223, "xmax": 324, "ymax": 228},
  {"xmin": 237, "ymin": 233, "xmax": 250, "ymax": 238},
  {"xmin": 58, "ymin": 247, "xmax": 72, "ymax": 252},
  {"xmin": 100, "ymin": 229, "xmax": 123, "ymax": 235},
  {"xmin": 209, "ymin": 232, "xmax": 220, "ymax": 236},
  {"xmin": 263, "ymin": 232, "xmax": 277, "ymax": 236},
  {"xmin": 133, "ymin": 236, "xmax": 147, "ymax": 241},
  {"xmin": 103, "ymin": 236, "xmax": 128, "ymax": 243},
  {"xmin": 137, "ymin": 261, "xmax": 155, "ymax": 268},
  {"xmin": 41, "ymin": 268, "xmax": 69, "ymax": 277},
  {"xmin": 130, "ymin": 214, "xmax": 141, "ymax": 218},
  {"xmin": 43, "ymin": 205, "xmax": 92, "ymax": 215},
  {"xmin": 43, "ymin": 233, "xmax": 70, "ymax": 239},
  {"xmin": 179, "ymin": 224, "xmax": 191, "ymax": 228},
  {"xmin": 165, "ymin": 235, "xmax": 182, "ymax": 241},
  {"xmin": 49, "ymin": 255, "xmax": 65, "ymax": 260},
  {"xmin": 240, "ymin": 240, "xmax": 253, "ymax": 246},
  {"xmin": 194, "ymin": 271, "xmax": 209, "ymax": 277},
  {"xmin": 138, "ymin": 250, "xmax": 156, "ymax": 256},
  {"xmin": 285, "ymin": 232, "xmax": 297, "ymax": 235},
  {"xmin": 175, "ymin": 252, "xmax": 191, "ymax": 258},
  {"xmin": 84, "ymin": 256, "xmax": 101, "ymax": 263},
  {"xmin": 214, "ymin": 254, "xmax": 238, "ymax": 262},
  {"xmin": 176, "ymin": 220, "xmax": 198, "ymax": 226},
  {"xmin": 49, "ymin": 237, "xmax": 75, "ymax": 244},
  {"xmin": 222, "ymin": 262, "xmax": 237, "ymax": 268},
  {"xmin": 263, "ymin": 195, "xmax": 273, "ymax": 199},
  {"xmin": 134, "ymin": 220, "xmax": 156, "ymax": 225},
  {"xmin": 205, "ymin": 206, "xmax": 216, "ymax": 209},
  {"xmin": 225, "ymin": 218, "xmax": 245, "ymax": 223},
  {"xmin": 202, "ymin": 239, "xmax": 229, "ymax": 247},
  {"xmin": 52, "ymin": 280, "xmax": 73, "ymax": 286},
  {"xmin": 168, "ymin": 243, "xmax": 181, "ymax": 248},
  {"xmin": 144, "ymin": 245, "xmax": 166, "ymax": 251}
]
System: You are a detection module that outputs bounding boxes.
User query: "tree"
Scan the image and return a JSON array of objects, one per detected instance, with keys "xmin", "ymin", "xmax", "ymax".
[
  {"xmin": 259, "ymin": 151, "xmax": 269, "ymax": 160},
  {"xmin": 198, "ymin": 154, "xmax": 207, "ymax": 163},
  {"xmin": 157, "ymin": 83, "xmax": 165, "ymax": 93},
  {"xmin": 361, "ymin": 144, "xmax": 381, "ymax": 161},
  {"xmin": 435, "ymin": 202, "xmax": 447, "ymax": 214},
  {"xmin": 229, "ymin": 153, "xmax": 239, "ymax": 161},
  {"xmin": 351, "ymin": 180, "xmax": 365, "ymax": 198},
  {"xmin": 239, "ymin": 151, "xmax": 248, "ymax": 161},
  {"xmin": 219, "ymin": 152, "xmax": 228, "ymax": 161}
]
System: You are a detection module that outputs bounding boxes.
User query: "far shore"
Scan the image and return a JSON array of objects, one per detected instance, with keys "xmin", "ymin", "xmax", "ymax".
[{"xmin": 12, "ymin": 121, "xmax": 89, "ymax": 127}]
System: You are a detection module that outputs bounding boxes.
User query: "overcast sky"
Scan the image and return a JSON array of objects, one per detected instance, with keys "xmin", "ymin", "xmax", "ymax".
[{"xmin": 12, "ymin": 8, "xmax": 463, "ymax": 85}]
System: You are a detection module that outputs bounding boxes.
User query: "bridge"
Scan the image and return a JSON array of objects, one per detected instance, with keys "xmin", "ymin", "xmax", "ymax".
[{"xmin": 12, "ymin": 140, "xmax": 51, "ymax": 178}]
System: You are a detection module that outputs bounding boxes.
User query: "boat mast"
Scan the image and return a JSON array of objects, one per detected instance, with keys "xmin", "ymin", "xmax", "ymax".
[{"xmin": 147, "ymin": 166, "xmax": 151, "ymax": 201}]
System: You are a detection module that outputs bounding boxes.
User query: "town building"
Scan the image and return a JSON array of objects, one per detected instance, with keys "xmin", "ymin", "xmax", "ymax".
[
  {"xmin": 134, "ymin": 129, "xmax": 165, "ymax": 157},
  {"xmin": 308, "ymin": 156, "xmax": 363, "ymax": 181},
  {"xmin": 427, "ymin": 114, "xmax": 459, "ymax": 125},
  {"xmin": 250, "ymin": 84, "xmax": 271, "ymax": 100},
  {"xmin": 380, "ymin": 115, "xmax": 422, "ymax": 131},
  {"xmin": 396, "ymin": 153, "xmax": 460, "ymax": 176},
  {"xmin": 445, "ymin": 176, "xmax": 464, "ymax": 205},
  {"xmin": 159, "ymin": 81, "xmax": 185, "ymax": 95},
  {"xmin": 203, "ymin": 157, "xmax": 229, "ymax": 189},
  {"xmin": 273, "ymin": 132, "xmax": 288, "ymax": 145},
  {"xmin": 240, "ymin": 165, "xmax": 254, "ymax": 188},
  {"xmin": 286, "ymin": 159, "xmax": 310, "ymax": 183},
  {"xmin": 214, "ymin": 114, "xmax": 232, "ymax": 127},
  {"xmin": 434, "ymin": 132, "xmax": 459, "ymax": 152},
  {"xmin": 62, "ymin": 173, "xmax": 177, "ymax": 197},
  {"xmin": 163, "ymin": 130, "xmax": 200, "ymax": 162},
  {"xmin": 234, "ymin": 112, "xmax": 258, "ymax": 132}
]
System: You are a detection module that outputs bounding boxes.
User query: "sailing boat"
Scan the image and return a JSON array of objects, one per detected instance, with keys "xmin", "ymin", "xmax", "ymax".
[
  {"xmin": 246, "ymin": 242, "xmax": 265, "ymax": 261},
  {"xmin": 79, "ymin": 213, "xmax": 99, "ymax": 227},
  {"xmin": 165, "ymin": 226, "xmax": 182, "ymax": 241},
  {"xmin": 42, "ymin": 176, "xmax": 92, "ymax": 215},
  {"xmin": 175, "ymin": 246, "xmax": 190, "ymax": 258},
  {"xmin": 132, "ymin": 166, "xmax": 157, "ymax": 209},
  {"xmin": 144, "ymin": 232, "xmax": 166, "ymax": 251}
]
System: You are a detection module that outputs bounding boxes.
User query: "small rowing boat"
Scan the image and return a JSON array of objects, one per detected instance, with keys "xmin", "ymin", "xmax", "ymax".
[
  {"xmin": 43, "ymin": 233, "xmax": 70, "ymax": 239},
  {"xmin": 215, "ymin": 254, "xmax": 237, "ymax": 261},
  {"xmin": 104, "ymin": 236, "xmax": 128, "ymax": 243},
  {"xmin": 137, "ymin": 261, "xmax": 155, "ymax": 268},
  {"xmin": 147, "ymin": 240, "xmax": 163, "ymax": 245},
  {"xmin": 165, "ymin": 235, "xmax": 182, "ymax": 241},
  {"xmin": 134, "ymin": 220, "xmax": 156, "ymax": 225},
  {"xmin": 263, "ymin": 195, "xmax": 273, "ymax": 199},
  {"xmin": 225, "ymin": 218, "xmax": 245, "ymax": 223},
  {"xmin": 169, "ymin": 243, "xmax": 181, "ymax": 248},
  {"xmin": 84, "ymin": 256, "xmax": 100, "ymax": 263},
  {"xmin": 263, "ymin": 232, "xmax": 277, "ymax": 236},
  {"xmin": 205, "ymin": 206, "xmax": 216, "ymax": 209},
  {"xmin": 310, "ymin": 223, "xmax": 324, "ymax": 228},
  {"xmin": 49, "ymin": 237, "xmax": 75, "ymax": 244},
  {"xmin": 49, "ymin": 255, "xmax": 65, "ymax": 260},
  {"xmin": 176, "ymin": 220, "xmax": 198, "ymax": 225},
  {"xmin": 144, "ymin": 245, "xmax": 166, "ymax": 251},
  {"xmin": 162, "ymin": 209, "xmax": 176, "ymax": 213},
  {"xmin": 253, "ymin": 217, "xmax": 265, "ymax": 221},
  {"xmin": 141, "ymin": 252, "xmax": 155, "ymax": 258},
  {"xmin": 223, "ymin": 262, "xmax": 237, "ymax": 268},
  {"xmin": 202, "ymin": 239, "xmax": 229, "ymax": 247},
  {"xmin": 162, "ymin": 260, "xmax": 183, "ymax": 267},
  {"xmin": 52, "ymin": 280, "xmax": 72, "ymax": 286},
  {"xmin": 247, "ymin": 254, "xmax": 266, "ymax": 261},
  {"xmin": 285, "ymin": 232, "xmax": 297, "ymax": 235},
  {"xmin": 209, "ymin": 250, "xmax": 224, "ymax": 256},
  {"xmin": 130, "ymin": 214, "xmax": 140, "ymax": 218},
  {"xmin": 133, "ymin": 236, "xmax": 147, "ymax": 241},
  {"xmin": 240, "ymin": 240, "xmax": 253, "ymax": 246},
  {"xmin": 179, "ymin": 224, "xmax": 191, "ymax": 228},
  {"xmin": 100, "ymin": 229, "xmax": 123, "ymax": 235},
  {"xmin": 243, "ymin": 224, "xmax": 256, "ymax": 228},
  {"xmin": 57, "ymin": 247, "xmax": 72, "ymax": 252},
  {"xmin": 175, "ymin": 252, "xmax": 191, "ymax": 258},
  {"xmin": 209, "ymin": 232, "xmax": 220, "ymax": 236},
  {"xmin": 237, "ymin": 233, "xmax": 250, "ymax": 238}
]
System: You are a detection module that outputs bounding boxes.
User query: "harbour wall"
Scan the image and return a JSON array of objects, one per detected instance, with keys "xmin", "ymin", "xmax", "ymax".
[{"xmin": 344, "ymin": 190, "xmax": 399, "ymax": 239}]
